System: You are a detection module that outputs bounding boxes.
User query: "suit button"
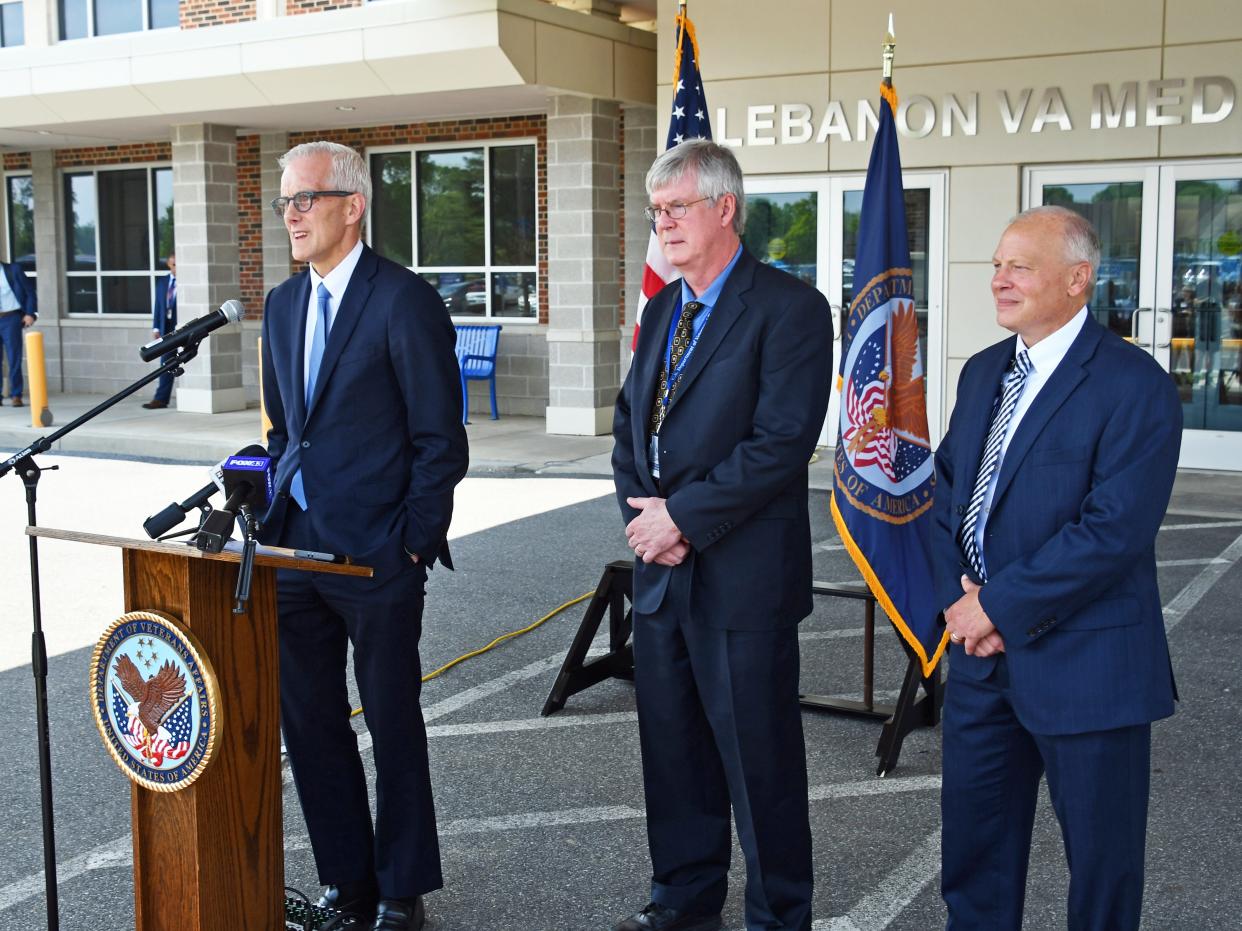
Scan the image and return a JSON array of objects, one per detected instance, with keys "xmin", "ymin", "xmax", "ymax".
[
  {"xmin": 301, "ymin": 440, "xmax": 310, "ymax": 448},
  {"xmin": 956, "ymin": 505, "xmax": 966, "ymax": 515}
]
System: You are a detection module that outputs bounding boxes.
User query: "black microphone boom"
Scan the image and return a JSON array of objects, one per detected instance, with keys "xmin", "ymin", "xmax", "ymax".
[{"xmin": 140, "ymin": 299, "xmax": 245, "ymax": 362}]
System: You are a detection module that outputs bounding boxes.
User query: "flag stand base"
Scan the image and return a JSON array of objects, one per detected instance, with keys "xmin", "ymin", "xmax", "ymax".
[{"xmin": 542, "ymin": 564, "xmax": 941, "ymax": 775}]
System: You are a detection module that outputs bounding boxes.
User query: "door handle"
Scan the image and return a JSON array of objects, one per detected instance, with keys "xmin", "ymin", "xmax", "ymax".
[{"xmin": 1131, "ymin": 307, "xmax": 1151, "ymax": 348}]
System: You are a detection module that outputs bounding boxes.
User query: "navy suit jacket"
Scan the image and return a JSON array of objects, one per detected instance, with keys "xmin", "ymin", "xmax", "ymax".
[
  {"xmin": 613, "ymin": 248, "xmax": 833, "ymax": 629},
  {"xmin": 930, "ymin": 314, "xmax": 1181, "ymax": 735},
  {"xmin": 1, "ymin": 262, "xmax": 37, "ymax": 318},
  {"xmin": 259, "ymin": 245, "xmax": 468, "ymax": 577},
  {"xmin": 153, "ymin": 275, "xmax": 176, "ymax": 335}
]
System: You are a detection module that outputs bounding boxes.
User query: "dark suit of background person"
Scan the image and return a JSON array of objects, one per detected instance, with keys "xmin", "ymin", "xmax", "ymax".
[
  {"xmin": 930, "ymin": 207, "xmax": 1181, "ymax": 931},
  {"xmin": 612, "ymin": 140, "xmax": 832, "ymax": 931},
  {"xmin": 0, "ymin": 260, "xmax": 37, "ymax": 406},
  {"xmin": 144, "ymin": 254, "xmax": 177, "ymax": 409},
  {"xmin": 259, "ymin": 143, "xmax": 467, "ymax": 931}
]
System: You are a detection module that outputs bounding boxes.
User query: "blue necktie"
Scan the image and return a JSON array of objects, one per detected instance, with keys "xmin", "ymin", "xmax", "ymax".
[
  {"xmin": 958, "ymin": 350, "xmax": 1032, "ymax": 581},
  {"xmin": 290, "ymin": 283, "xmax": 331, "ymax": 509}
]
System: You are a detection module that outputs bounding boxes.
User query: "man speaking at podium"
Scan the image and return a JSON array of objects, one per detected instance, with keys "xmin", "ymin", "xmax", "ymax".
[
  {"xmin": 260, "ymin": 141, "xmax": 468, "ymax": 931},
  {"xmin": 612, "ymin": 139, "xmax": 833, "ymax": 931}
]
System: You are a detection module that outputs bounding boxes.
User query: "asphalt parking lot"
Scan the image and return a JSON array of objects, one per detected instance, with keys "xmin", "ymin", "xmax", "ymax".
[{"xmin": 1, "ymin": 466, "xmax": 1240, "ymax": 930}]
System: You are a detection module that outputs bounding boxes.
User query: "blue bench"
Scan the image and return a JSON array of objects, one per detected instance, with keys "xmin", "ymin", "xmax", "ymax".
[{"xmin": 454, "ymin": 323, "xmax": 502, "ymax": 424}]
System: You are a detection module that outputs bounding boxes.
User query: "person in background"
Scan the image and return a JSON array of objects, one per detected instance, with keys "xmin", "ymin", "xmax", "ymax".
[
  {"xmin": 143, "ymin": 253, "xmax": 177, "ymax": 410},
  {"xmin": 0, "ymin": 257, "xmax": 37, "ymax": 407}
]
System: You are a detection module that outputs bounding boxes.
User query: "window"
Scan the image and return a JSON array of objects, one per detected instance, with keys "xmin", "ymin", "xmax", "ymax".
[
  {"xmin": 59, "ymin": 0, "xmax": 177, "ymax": 40},
  {"xmin": 0, "ymin": 2, "xmax": 23, "ymax": 47},
  {"xmin": 5, "ymin": 174, "xmax": 34, "ymax": 272},
  {"xmin": 368, "ymin": 141, "xmax": 539, "ymax": 321},
  {"xmin": 64, "ymin": 165, "xmax": 173, "ymax": 315}
]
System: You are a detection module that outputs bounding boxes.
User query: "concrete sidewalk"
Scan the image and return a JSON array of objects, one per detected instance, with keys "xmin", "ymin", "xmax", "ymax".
[{"xmin": 0, "ymin": 392, "xmax": 617, "ymax": 476}]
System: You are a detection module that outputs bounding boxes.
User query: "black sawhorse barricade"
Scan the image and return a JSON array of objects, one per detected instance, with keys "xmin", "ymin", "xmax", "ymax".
[{"xmin": 542, "ymin": 561, "xmax": 942, "ymax": 775}]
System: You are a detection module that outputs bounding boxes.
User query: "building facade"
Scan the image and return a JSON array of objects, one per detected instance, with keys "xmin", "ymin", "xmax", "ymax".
[{"xmin": 1, "ymin": 0, "xmax": 1240, "ymax": 468}]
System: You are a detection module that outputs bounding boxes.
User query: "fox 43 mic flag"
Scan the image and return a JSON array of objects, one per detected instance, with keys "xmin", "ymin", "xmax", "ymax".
[
  {"xmin": 831, "ymin": 81, "xmax": 946, "ymax": 677},
  {"xmin": 632, "ymin": 6, "xmax": 711, "ymax": 350}
]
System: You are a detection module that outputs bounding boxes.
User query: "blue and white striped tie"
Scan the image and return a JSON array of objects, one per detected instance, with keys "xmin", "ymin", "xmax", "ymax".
[{"xmin": 959, "ymin": 349, "xmax": 1032, "ymax": 581}]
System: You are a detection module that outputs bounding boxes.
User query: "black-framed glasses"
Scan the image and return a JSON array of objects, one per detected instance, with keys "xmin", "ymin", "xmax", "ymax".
[
  {"xmin": 643, "ymin": 197, "xmax": 712, "ymax": 223},
  {"xmin": 270, "ymin": 190, "xmax": 354, "ymax": 218}
]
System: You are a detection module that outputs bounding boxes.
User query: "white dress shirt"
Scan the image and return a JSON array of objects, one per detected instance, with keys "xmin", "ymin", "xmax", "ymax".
[
  {"xmin": 302, "ymin": 240, "xmax": 364, "ymax": 399},
  {"xmin": 974, "ymin": 306, "xmax": 1089, "ymax": 566}
]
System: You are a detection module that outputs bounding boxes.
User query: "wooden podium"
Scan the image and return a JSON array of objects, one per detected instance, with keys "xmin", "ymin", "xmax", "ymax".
[{"xmin": 29, "ymin": 528, "xmax": 371, "ymax": 931}]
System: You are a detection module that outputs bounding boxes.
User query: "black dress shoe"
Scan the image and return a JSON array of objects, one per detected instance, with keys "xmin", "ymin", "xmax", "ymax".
[
  {"xmin": 612, "ymin": 902, "xmax": 722, "ymax": 931},
  {"xmin": 317, "ymin": 881, "xmax": 379, "ymax": 919},
  {"xmin": 373, "ymin": 897, "xmax": 426, "ymax": 930},
  {"xmin": 141, "ymin": 399, "xmax": 167, "ymax": 409}
]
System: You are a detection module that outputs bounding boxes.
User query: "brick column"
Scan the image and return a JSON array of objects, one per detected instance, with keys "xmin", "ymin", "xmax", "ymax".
[
  {"xmin": 32, "ymin": 150, "xmax": 65, "ymax": 389},
  {"xmin": 171, "ymin": 123, "xmax": 246, "ymax": 413},
  {"xmin": 260, "ymin": 132, "xmax": 292, "ymax": 293},
  {"xmin": 544, "ymin": 94, "xmax": 622, "ymax": 436},
  {"xmin": 621, "ymin": 103, "xmax": 657, "ymax": 378}
]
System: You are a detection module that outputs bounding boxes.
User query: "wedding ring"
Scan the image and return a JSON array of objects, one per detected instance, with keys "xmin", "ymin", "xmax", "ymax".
[{"xmin": 949, "ymin": 632, "xmax": 963, "ymax": 643}]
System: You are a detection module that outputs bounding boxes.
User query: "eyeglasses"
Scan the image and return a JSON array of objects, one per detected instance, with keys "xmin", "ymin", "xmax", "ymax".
[
  {"xmin": 270, "ymin": 190, "xmax": 354, "ymax": 218},
  {"xmin": 643, "ymin": 197, "xmax": 712, "ymax": 223}
]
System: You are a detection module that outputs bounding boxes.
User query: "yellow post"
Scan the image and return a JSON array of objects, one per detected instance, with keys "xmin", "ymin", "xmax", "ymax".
[
  {"xmin": 257, "ymin": 336, "xmax": 272, "ymax": 440},
  {"xmin": 24, "ymin": 329, "xmax": 53, "ymax": 427}
]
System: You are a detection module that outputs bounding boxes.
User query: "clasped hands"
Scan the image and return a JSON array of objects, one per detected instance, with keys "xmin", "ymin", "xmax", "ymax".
[
  {"xmin": 944, "ymin": 575, "xmax": 1005, "ymax": 657},
  {"xmin": 625, "ymin": 496, "xmax": 690, "ymax": 566}
]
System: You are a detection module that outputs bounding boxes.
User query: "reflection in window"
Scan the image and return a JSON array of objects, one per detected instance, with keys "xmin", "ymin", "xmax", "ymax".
[
  {"xmin": 95, "ymin": 0, "xmax": 141, "ymax": 36},
  {"xmin": 5, "ymin": 175, "xmax": 35, "ymax": 272},
  {"xmin": 743, "ymin": 192, "xmax": 817, "ymax": 287},
  {"xmin": 1044, "ymin": 182, "xmax": 1143, "ymax": 341},
  {"xmin": 417, "ymin": 149, "xmax": 484, "ymax": 267},
  {"xmin": 1, "ymin": 2, "xmax": 25, "ymax": 47},
  {"xmin": 65, "ymin": 166, "xmax": 172, "ymax": 315},
  {"xmin": 372, "ymin": 143, "xmax": 538, "ymax": 320},
  {"xmin": 1169, "ymin": 178, "xmax": 1242, "ymax": 431},
  {"xmin": 370, "ymin": 152, "xmax": 412, "ymax": 268}
]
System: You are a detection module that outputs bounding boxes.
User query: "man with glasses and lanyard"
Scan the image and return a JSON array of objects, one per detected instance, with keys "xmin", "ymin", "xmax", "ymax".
[
  {"xmin": 611, "ymin": 139, "xmax": 833, "ymax": 931},
  {"xmin": 260, "ymin": 141, "xmax": 467, "ymax": 931}
]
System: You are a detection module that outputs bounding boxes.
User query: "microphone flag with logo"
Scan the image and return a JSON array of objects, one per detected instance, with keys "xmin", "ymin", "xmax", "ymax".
[
  {"xmin": 831, "ymin": 69, "xmax": 945, "ymax": 677},
  {"xmin": 632, "ymin": 3, "xmax": 711, "ymax": 350}
]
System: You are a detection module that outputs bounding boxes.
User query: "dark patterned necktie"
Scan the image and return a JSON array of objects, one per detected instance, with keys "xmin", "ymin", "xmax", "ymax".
[
  {"xmin": 958, "ymin": 349, "xmax": 1032, "ymax": 580},
  {"xmin": 648, "ymin": 301, "xmax": 701, "ymax": 434}
]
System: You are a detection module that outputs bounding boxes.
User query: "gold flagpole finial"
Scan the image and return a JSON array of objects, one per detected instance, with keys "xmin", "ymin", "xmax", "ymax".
[{"xmin": 882, "ymin": 13, "xmax": 896, "ymax": 85}]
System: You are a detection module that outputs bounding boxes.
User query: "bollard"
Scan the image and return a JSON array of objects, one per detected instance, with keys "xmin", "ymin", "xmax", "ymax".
[
  {"xmin": 24, "ymin": 328, "xmax": 53, "ymax": 427},
  {"xmin": 257, "ymin": 335, "xmax": 272, "ymax": 440}
]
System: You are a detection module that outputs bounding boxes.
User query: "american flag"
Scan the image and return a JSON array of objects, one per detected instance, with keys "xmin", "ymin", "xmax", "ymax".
[
  {"xmin": 112, "ymin": 682, "xmax": 192, "ymax": 767},
  {"xmin": 632, "ymin": 6, "xmax": 712, "ymax": 349}
]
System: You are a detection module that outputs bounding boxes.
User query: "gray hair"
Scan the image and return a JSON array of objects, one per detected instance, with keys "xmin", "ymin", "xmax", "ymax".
[
  {"xmin": 279, "ymin": 141, "xmax": 371, "ymax": 226},
  {"xmin": 1011, "ymin": 205, "xmax": 1100, "ymax": 286},
  {"xmin": 646, "ymin": 138, "xmax": 747, "ymax": 236}
]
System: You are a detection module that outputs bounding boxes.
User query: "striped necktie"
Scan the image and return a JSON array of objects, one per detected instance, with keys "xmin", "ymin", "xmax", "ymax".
[{"xmin": 958, "ymin": 349, "xmax": 1032, "ymax": 581}]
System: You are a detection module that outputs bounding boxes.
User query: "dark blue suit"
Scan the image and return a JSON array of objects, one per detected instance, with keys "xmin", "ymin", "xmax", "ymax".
[
  {"xmin": 612, "ymin": 248, "xmax": 832, "ymax": 930},
  {"xmin": 0, "ymin": 261, "xmax": 37, "ymax": 400},
  {"xmin": 259, "ymin": 244, "xmax": 468, "ymax": 899},
  {"xmin": 151, "ymin": 274, "xmax": 177, "ymax": 404},
  {"xmin": 930, "ymin": 314, "xmax": 1181, "ymax": 930}
]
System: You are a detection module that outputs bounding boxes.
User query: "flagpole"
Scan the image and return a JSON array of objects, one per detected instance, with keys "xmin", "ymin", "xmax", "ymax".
[{"xmin": 882, "ymin": 13, "xmax": 895, "ymax": 84}]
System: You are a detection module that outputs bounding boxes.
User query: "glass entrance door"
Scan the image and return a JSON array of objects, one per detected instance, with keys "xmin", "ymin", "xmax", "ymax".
[
  {"xmin": 1028, "ymin": 161, "xmax": 1242, "ymax": 471},
  {"xmin": 1158, "ymin": 165, "xmax": 1242, "ymax": 467},
  {"xmin": 743, "ymin": 172, "xmax": 946, "ymax": 447}
]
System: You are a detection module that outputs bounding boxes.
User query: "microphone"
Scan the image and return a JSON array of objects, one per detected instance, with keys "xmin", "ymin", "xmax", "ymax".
[
  {"xmin": 195, "ymin": 445, "xmax": 273, "ymax": 553},
  {"xmin": 140, "ymin": 299, "xmax": 245, "ymax": 363},
  {"xmin": 143, "ymin": 480, "xmax": 218, "ymax": 539}
]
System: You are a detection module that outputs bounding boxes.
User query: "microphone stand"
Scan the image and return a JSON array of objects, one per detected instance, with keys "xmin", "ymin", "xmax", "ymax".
[
  {"xmin": 233, "ymin": 504, "xmax": 260, "ymax": 614},
  {"xmin": 0, "ymin": 340, "xmax": 202, "ymax": 931}
]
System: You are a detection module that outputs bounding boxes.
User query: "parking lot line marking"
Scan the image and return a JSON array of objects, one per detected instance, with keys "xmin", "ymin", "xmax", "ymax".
[
  {"xmin": 1156, "ymin": 558, "xmax": 1230, "ymax": 567},
  {"xmin": 1164, "ymin": 531, "xmax": 1242, "ymax": 633},
  {"xmin": 0, "ymin": 834, "xmax": 131, "ymax": 913},
  {"xmin": 813, "ymin": 829, "xmax": 942, "ymax": 931},
  {"xmin": 1159, "ymin": 520, "xmax": 1242, "ymax": 531},
  {"xmin": 428, "ymin": 711, "xmax": 638, "ymax": 739}
]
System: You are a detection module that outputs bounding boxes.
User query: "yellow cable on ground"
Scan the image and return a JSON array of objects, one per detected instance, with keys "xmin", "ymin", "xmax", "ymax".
[{"xmin": 349, "ymin": 591, "xmax": 594, "ymax": 719}]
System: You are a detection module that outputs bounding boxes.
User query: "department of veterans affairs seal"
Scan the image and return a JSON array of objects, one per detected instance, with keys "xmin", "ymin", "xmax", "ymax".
[{"xmin": 89, "ymin": 610, "xmax": 220, "ymax": 792}]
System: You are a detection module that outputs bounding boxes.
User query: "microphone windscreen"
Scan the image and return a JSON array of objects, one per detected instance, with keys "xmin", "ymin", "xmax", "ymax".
[{"xmin": 219, "ymin": 300, "xmax": 245, "ymax": 324}]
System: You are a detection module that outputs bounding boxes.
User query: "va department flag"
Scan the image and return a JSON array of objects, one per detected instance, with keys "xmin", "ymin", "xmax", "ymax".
[
  {"xmin": 831, "ymin": 81, "xmax": 946, "ymax": 677},
  {"xmin": 632, "ymin": 6, "xmax": 712, "ymax": 349}
]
